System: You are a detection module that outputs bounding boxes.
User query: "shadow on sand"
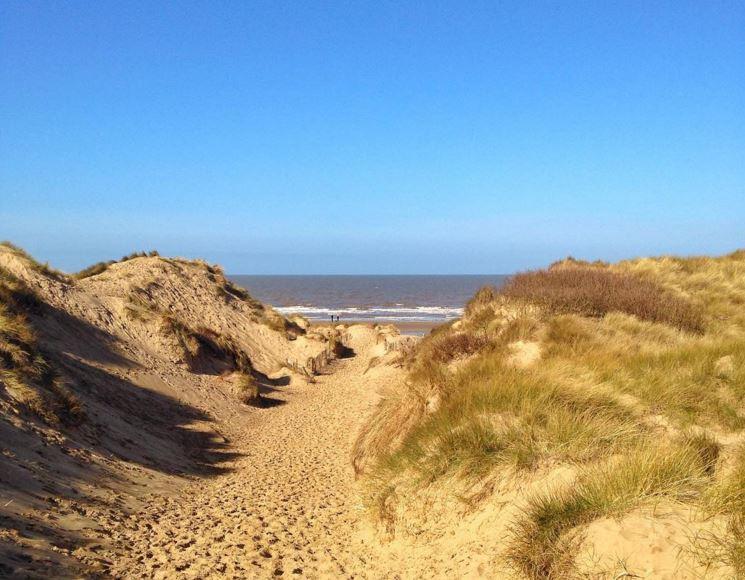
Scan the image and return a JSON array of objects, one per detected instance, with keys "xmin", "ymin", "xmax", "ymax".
[{"xmin": 0, "ymin": 302, "xmax": 244, "ymax": 576}]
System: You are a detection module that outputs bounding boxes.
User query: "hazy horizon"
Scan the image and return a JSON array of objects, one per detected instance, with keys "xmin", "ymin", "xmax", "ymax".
[{"xmin": 2, "ymin": 2, "xmax": 743, "ymax": 274}]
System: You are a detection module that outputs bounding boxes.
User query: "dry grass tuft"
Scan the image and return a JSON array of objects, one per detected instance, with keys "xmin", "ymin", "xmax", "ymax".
[
  {"xmin": 507, "ymin": 443, "xmax": 711, "ymax": 578},
  {"xmin": 427, "ymin": 331, "xmax": 491, "ymax": 364},
  {"xmin": 160, "ymin": 315, "xmax": 201, "ymax": 361},
  {"xmin": 196, "ymin": 327, "xmax": 253, "ymax": 372},
  {"xmin": 701, "ymin": 444, "xmax": 745, "ymax": 575},
  {"xmin": 157, "ymin": 314, "xmax": 256, "ymax": 373},
  {"xmin": 0, "ymin": 241, "xmax": 70, "ymax": 282},
  {"xmin": 465, "ymin": 285, "xmax": 500, "ymax": 315},
  {"xmin": 0, "ymin": 267, "xmax": 84, "ymax": 425},
  {"xmin": 501, "ymin": 266, "xmax": 704, "ymax": 333},
  {"xmin": 237, "ymin": 373, "xmax": 261, "ymax": 405},
  {"xmin": 352, "ymin": 383, "xmax": 430, "ymax": 477},
  {"xmin": 74, "ymin": 250, "xmax": 160, "ymax": 279}
]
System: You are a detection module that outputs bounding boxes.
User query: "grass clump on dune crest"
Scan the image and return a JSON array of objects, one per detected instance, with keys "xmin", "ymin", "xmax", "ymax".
[
  {"xmin": 74, "ymin": 250, "xmax": 160, "ymax": 279},
  {"xmin": 0, "ymin": 241, "xmax": 70, "ymax": 283},
  {"xmin": 500, "ymin": 265, "xmax": 704, "ymax": 333}
]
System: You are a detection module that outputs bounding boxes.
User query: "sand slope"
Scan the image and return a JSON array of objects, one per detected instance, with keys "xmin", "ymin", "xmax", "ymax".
[
  {"xmin": 0, "ymin": 247, "xmax": 348, "ymax": 577},
  {"xmin": 1, "ymin": 247, "xmax": 452, "ymax": 579}
]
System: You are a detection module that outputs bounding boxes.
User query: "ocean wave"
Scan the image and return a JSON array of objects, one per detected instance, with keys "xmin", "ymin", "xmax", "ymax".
[{"xmin": 275, "ymin": 305, "xmax": 463, "ymax": 321}]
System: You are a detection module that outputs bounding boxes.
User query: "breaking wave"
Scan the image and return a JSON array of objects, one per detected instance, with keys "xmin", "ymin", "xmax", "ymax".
[{"xmin": 275, "ymin": 305, "xmax": 463, "ymax": 322}]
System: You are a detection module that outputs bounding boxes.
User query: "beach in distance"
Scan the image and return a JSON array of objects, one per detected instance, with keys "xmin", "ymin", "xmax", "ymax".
[{"xmin": 229, "ymin": 275, "xmax": 508, "ymax": 335}]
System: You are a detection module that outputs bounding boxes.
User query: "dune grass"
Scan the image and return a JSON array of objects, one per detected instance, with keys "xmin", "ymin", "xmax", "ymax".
[
  {"xmin": 500, "ymin": 264, "xmax": 704, "ymax": 333},
  {"xmin": 74, "ymin": 250, "xmax": 160, "ymax": 279},
  {"xmin": 0, "ymin": 267, "xmax": 83, "ymax": 425},
  {"xmin": 367, "ymin": 361, "xmax": 645, "ymax": 516},
  {"xmin": 0, "ymin": 241, "xmax": 70, "ymax": 282},
  {"xmin": 700, "ymin": 444, "xmax": 745, "ymax": 575},
  {"xmin": 237, "ymin": 372, "xmax": 261, "ymax": 405},
  {"xmin": 357, "ymin": 250, "xmax": 745, "ymax": 576},
  {"xmin": 507, "ymin": 442, "xmax": 712, "ymax": 578},
  {"xmin": 160, "ymin": 315, "xmax": 202, "ymax": 361}
]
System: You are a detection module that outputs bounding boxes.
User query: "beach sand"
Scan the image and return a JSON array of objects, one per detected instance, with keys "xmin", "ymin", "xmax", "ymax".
[{"xmin": 311, "ymin": 319, "xmax": 443, "ymax": 336}]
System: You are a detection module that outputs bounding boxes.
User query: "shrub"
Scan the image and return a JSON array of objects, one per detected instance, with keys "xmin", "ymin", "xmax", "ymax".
[
  {"xmin": 426, "ymin": 331, "xmax": 491, "ymax": 364},
  {"xmin": 465, "ymin": 285, "xmax": 500, "ymax": 315},
  {"xmin": 500, "ymin": 266, "xmax": 704, "ymax": 333}
]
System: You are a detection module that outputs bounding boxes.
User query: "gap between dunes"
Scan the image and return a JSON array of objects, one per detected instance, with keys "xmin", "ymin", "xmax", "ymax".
[{"xmin": 94, "ymin": 326, "xmax": 410, "ymax": 579}]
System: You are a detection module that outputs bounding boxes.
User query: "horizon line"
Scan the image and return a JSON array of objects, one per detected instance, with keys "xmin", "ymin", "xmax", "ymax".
[{"xmin": 228, "ymin": 273, "xmax": 510, "ymax": 277}]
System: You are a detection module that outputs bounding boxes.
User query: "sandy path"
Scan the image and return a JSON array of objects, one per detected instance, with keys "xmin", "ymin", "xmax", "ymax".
[{"xmin": 99, "ymin": 328, "xmax": 393, "ymax": 579}]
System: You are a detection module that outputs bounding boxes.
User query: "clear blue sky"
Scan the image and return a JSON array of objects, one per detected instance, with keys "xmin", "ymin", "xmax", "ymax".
[{"xmin": 1, "ymin": 1, "xmax": 743, "ymax": 274}]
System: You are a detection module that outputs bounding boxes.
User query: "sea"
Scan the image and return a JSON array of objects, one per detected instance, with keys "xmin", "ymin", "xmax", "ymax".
[{"xmin": 228, "ymin": 275, "xmax": 508, "ymax": 332}]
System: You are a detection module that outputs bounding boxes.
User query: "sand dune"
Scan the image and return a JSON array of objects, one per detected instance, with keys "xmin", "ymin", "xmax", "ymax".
[
  {"xmin": 3, "ymin": 245, "xmax": 743, "ymax": 578},
  {"xmin": 1, "ymin": 245, "xmax": 393, "ymax": 577}
]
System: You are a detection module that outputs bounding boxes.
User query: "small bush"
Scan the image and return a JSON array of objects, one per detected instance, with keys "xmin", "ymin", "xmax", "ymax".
[
  {"xmin": 500, "ymin": 266, "xmax": 704, "ymax": 333},
  {"xmin": 465, "ymin": 285, "xmax": 500, "ymax": 315},
  {"xmin": 427, "ymin": 331, "xmax": 491, "ymax": 364}
]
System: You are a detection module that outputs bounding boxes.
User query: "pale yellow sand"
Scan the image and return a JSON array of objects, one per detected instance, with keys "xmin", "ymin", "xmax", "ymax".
[{"xmin": 92, "ymin": 326, "xmax": 402, "ymax": 578}]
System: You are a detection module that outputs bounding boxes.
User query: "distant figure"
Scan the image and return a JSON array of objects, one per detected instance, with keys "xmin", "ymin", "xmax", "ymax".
[{"xmin": 330, "ymin": 314, "xmax": 334, "ymax": 323}]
